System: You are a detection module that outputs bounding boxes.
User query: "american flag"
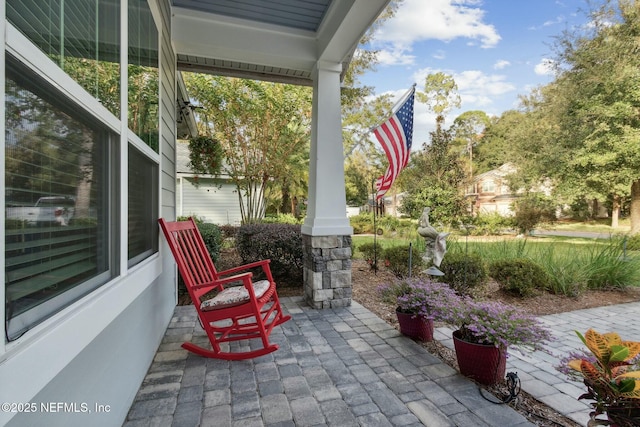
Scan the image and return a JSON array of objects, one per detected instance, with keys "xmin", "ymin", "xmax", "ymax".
[{"xmin": 374, "ymin": 86, "xmax": 415, "ymax": 200}]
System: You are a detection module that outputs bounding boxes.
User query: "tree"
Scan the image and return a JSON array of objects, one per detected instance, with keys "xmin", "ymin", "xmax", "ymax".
[
  {"xmin": 398, "ymin": 124, "xmax": 467, "ymax": 224},
  {"xmin": 473, "ymin": 111, "xmax": 521, "ymax": 174},
  {"xmin": 548, "ymin": 0, "xmax": 640, "ymax": 232},
  {"xmin": 185, "ymin": 75, "xmax": 312, "ymax": 223},
  {"xmin": 451, "ymin": 110, "xmax": 491, "ymax": 178},
  {"xmin": 416, "ymin": 72, "xmax": 461, "ymax": 130},
  {"xmin": 398, "ymin": 73, "xmax": 466, "ymax": 225}
]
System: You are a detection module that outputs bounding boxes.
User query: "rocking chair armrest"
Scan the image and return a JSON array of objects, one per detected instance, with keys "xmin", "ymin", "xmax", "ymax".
[
  {"xmin": 217, "ymin": 259, "xmax": 272, "ymax": 277},
  {"xmin": 213, "ymin": 272, "xmax": 254, "ymax": 287}
]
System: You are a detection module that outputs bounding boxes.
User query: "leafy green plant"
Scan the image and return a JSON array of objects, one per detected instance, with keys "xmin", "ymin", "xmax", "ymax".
[
  {"xmin": 261, "ymin": 213, "xmax": 303, "ymax": 224},
  {"xmin": 489, "ymin": 258, "xmax": 550, "ymax": 297},
  {"xmin": 626, "ymin": 234, "xmax": 640, "ymax": 251},
  {"xmin": 438, "ymin": 252, "xmax": 487, "ymax": 295},
  {"xmin": 188, "ymin": 136, "xmax": 223, "ymax": 177},
  {"xmin": 350, "ymin": 212, "xmax": 375, "ymax": 234},
  {"xmin": 469, "ymin": 212, "xmax": 515, "ymax": 236},
  {"xmin": 236, "ymin": 223, "xmax": 303, "ymax": 283},
  {"xmin": 357, "ymin": 241, "xmax": 384, "ymax": 271},
  {"xmin": 197, "ymin": 222, "xmax": 222, "ymax": 263},
  {"xmin": 511, "ymin": 193, "xmax": 556, "ymax": 234},
  {"xmin": 558, "ymin": 329, "xmax": 640, "ymax": 426},
  {"xmin": 383, "ymin": 245, "xmax": 424, "ymax": 278}
]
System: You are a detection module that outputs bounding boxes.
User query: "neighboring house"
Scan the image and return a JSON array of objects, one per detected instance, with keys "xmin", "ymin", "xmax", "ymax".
[
  {"xmin": 176, "ymin": 140, "xmax": 244, "ymax": 225},
  {"xmin": 359, "ymin": 192, "xmax": 406, "ymax": 218},
  {"xmin": 466, "ymin": 163, "xmax": 609, "ymax": 218},
  {"xmin": 466, "ymin": 163, "xmax": 519, "ymax": 216},
  {"xmin": 1, "ymin": 2, "xmax": 391, "ymax": 426}
]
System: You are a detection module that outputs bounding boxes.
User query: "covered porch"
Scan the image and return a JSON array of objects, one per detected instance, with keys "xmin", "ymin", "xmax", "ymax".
[
  {"xmin": 171, "ymin": 0, "xmax": 396, "ymax": 308},
  {"xmin": 123, "ymin": 297, "xmax": 535, "ymax": 427}
]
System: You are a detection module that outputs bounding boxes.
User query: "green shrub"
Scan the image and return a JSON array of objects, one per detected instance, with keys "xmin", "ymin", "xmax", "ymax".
[
  {"xmin": 236, "ymin": 223, "xmax": 303, "ymax": 283},
  {"xmin": 170, "ymin": 218, "xmax": 223, "ymax": 261},
  {"xmin": 489, "ymin": 258, "xmax": 550, "ymax": 297},
  {"xmin": 511, "ymin": 194, "xmax": 556, "ymax": 234},
  {"xmin": 377, "ymin": 215, "xmax": 401, "ymax": 233},
  {"xmin": 177, "ymin": 215, "xmax": 204, "ymax": 223},
  {"xmin": 383, "ymin": 245, "xmax": 424, "ymax": 278},
  {"xmin": 469, "ymin": 212, "xmax": 514, "ymax": 236},
  {"xmin": 261, "ymin": 213, "xmax": 303, "ymax": 224},
  {"xmin": 358, "ymin": 241, "xmax": 384, "ymax": 271},
  {"xmin": 439, "ymin": 252, "xmax": 487, "ymax": 295},
  {"xmin": 350, "ymin": 213, "xmax": 375, "ymax": 234},
  {"xmin": 197, "ymin": 222, "xmax": 223, "ymax": 263}
]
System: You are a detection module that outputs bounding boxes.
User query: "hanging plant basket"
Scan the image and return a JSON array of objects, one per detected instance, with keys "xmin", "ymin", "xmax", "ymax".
[
  {"xmin": 396, "ymin": 309, "xmax": 434, "ymax": 342},
  {"xmin": 452, "ymin": 330, "xmax": 507, "ymax": 385}
]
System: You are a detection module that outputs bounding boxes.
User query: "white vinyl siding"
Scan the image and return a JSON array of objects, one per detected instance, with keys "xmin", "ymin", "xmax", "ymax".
[
  {"xmin": 1, "ymin": 1, "xmax": 177, "ymax": 426},
  {"xmin": 180, "ymin": 178, "xmax": 243, "ymax": 225}
]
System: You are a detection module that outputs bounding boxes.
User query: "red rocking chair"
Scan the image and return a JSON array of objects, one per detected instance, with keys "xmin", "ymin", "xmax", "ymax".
[{"xmin": 158, "ymin": 218, "xmax": 291, "ymax": 360}]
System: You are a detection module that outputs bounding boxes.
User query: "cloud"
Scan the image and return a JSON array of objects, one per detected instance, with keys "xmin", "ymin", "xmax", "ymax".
[
  {"xmin": 373, "ymin": 0, "xmax": 501, "ymax": 66},
  {"xmin": 377, "ymin": 47, "xmax": 415, "ymax": 66},
  {"xmin": 543, "ymin": 16, "xmax": 565, "ymax": 27},
  {"xmin": 534, "ymin": 58, "xmax": 555, "ymax": 75},
  {"xmin": 433, "ymin": 50, "xmax": 446, "ymax": 60},
  {"xmin": 493, "ymin": 59, "xmax": 510, "ymax": 70}
]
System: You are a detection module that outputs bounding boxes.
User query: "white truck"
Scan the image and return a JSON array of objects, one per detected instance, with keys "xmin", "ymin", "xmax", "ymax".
[{"xmin": 5, "ymin": 196, "xmax": 76, "ymax": 226}]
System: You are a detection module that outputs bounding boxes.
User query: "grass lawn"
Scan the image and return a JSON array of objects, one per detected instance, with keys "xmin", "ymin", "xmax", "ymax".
[{"xmin": 352, "ymin": 233, "xmax": 640, "ymax": 295}]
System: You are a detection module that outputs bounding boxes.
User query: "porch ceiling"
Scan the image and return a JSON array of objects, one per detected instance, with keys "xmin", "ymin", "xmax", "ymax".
[{"xmin": 171, "ymin": 0, "xmax": 391, "ymax": 85}]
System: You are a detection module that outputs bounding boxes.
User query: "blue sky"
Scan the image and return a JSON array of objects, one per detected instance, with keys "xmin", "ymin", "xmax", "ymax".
[{"xmin": 360, "ymin": 0, "xmax": 592, "ymax": 142}]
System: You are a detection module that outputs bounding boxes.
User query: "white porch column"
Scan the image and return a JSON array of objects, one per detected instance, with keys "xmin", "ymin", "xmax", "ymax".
[{"xmin": 302, "ymin": 61, "xmax": 353, "ymax": 309}]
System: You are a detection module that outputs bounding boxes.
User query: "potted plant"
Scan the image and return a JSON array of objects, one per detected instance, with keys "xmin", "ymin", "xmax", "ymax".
[
  {"xmin": 443, "ymin": 297, "xmax": 553, "ymax": 385},
  {"xmin": 378, "ymin": 278, "xmax": 458, "ymax": 341},
  {"xmin": 558, "ymin": 329, "xmax": 640, "ymax": 426}
]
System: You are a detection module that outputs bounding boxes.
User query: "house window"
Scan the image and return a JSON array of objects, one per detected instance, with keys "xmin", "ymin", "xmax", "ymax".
[
  {"xmin": 481, "ymin": 180, "xmax": 495, "ymax": 193},
  {"xmin": 6, "ymin": 0, "xmax": 121, "ymax": 118},
  {"xmin": 128, "ymin": 146, "xmax": 158, "ymax": 266},
  {"xmin": 5, "ymin": 55, "xmax": 118, "ymax": 341},
  {"xmin": 127, "ymin": 0, "xmax": 160, "ymax": 266},
  {"xmin": 128, "ymin": 0, "xmax": 159, "ymax": 151}
]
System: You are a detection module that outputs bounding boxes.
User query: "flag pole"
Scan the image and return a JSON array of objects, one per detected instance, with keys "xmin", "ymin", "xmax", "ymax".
[{"xmin": 372, "ymin": 177, "xmax": 377, "ymax": 275}]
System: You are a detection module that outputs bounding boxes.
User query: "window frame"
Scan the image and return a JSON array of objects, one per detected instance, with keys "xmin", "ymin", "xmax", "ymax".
[
  {"xmin": 2, "ymin": 5, "xmax": 162, "ymax": 343},
  {"xmin": 481, "ymin": 180, "xmax": 495, "ymax": 193},
  {"xmin": 126, "ymin": 0, "xmax": 161, "ymax": 267},
  {"xmin": 3, "ymin": 27, "xmax": 124, "ymax": 341}
]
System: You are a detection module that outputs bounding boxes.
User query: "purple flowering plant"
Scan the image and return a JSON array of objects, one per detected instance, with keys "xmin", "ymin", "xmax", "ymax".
[
  {"xmin": 378, "ymin": 278, "xmax": 553, "ymax": 352},
  {"xmin": 449, "ymin": 298, "xmax": 554, "ymax": 352},
  {"xmin": 377, "ymin": 278, "xmax": 459, "ymax": 319}
]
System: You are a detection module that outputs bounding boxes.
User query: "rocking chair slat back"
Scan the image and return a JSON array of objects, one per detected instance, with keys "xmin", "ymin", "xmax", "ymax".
[{"xmin": 164, "ymin": 219, "xmax": 218, "ymax": 290}]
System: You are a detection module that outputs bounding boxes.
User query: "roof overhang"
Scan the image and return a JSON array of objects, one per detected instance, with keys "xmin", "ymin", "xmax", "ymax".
[{"xmin": 171, "ymin": 0, "xmax": 391, "ymax": 85}]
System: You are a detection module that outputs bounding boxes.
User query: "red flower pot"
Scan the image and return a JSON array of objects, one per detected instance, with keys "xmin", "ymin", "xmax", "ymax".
[
  {"xmin": 452, "ymin": 330, "xmax": 507, "ymax": 385},
  {"xmin": 396, "ymin": 310, "xmax": 434, "ymax": 341}
]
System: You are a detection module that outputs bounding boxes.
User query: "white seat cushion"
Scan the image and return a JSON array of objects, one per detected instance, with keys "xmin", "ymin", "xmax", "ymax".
[{"xmin": 200, "ymin": 280, "xmax": 271, "ymax": 311}]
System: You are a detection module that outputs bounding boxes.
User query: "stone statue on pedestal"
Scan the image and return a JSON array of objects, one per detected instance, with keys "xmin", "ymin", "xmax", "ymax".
[{"xmin": 417, "ymin": 207, "xmax": 449, "ymax": 271}]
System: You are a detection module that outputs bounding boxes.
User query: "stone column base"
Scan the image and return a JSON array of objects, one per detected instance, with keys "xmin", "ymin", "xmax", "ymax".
[{"xmin": 302, "ymin": 234, "xmax": 352, "ymax": 309}]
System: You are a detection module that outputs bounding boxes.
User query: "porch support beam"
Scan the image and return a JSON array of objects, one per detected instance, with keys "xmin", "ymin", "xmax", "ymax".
[{"xmin": 302, "ymin": 61, "xmax": 353, "ymax": 309}]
